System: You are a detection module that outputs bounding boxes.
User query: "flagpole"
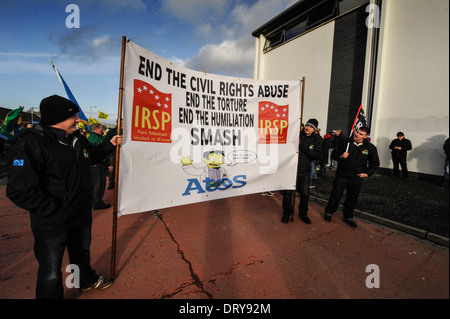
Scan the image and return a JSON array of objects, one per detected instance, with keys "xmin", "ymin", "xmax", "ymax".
[
  {"xmin": 110, "ymin": 35, "xmax": 126, "ymax": 281},
  {"xmin": 291, "ymin": 77, "xmax": 305, "ymax": 222}
]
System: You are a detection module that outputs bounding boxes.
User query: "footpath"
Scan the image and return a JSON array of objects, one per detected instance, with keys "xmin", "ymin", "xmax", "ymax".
[{"xmin": 0, "ymin": 182, "xmax": 448, "ymax": 308}]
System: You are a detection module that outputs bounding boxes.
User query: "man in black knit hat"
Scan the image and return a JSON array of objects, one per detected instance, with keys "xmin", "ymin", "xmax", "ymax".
[
  {"xmin": 281, "ymin": 118, "xmax": 322, "ymax": 224},
  {"xmin": 6, "ymin": 95, "xmax": 122, "ymax": 298}
]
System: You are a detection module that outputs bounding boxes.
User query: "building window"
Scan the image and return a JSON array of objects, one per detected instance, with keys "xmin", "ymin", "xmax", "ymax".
[
  {"xmin": 308, "ymin": 0, "xmax": 338, "ymax": 29},
  {"xmin": 264, "ymin": 30, "xmax": 284, "ymax": 51},
  {"xmin": 338, "ymin": 0, "xmax": 369, "ymax": 15},
  {"xmin": 262, "ymin": 0, "xmax": 368, "ymax": 52},
  {"xmin": 285, "ymin": 18, "xmax": 307, "ymax": 41}
]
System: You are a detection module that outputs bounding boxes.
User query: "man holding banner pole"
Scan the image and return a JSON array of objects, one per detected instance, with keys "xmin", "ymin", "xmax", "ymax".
[
  {"xmin": 6, "ymin": 95, "xmax": 122, "ymax": 298},
  {"xmin": 281, "ymin": 119, "xmax": 322, "ymax": 224}
]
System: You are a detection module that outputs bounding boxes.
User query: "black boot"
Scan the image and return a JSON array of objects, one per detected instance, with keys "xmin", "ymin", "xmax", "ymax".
[
  {"xmin": 299, "ymin": 213, "xmax": 311, "ymax": 224},
  {"xmin": 281, "ymin": 211, "xmax": 291, "ymax": 224}
]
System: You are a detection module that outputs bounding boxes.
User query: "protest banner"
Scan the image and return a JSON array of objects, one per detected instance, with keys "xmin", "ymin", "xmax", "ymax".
[{"xmin": 116, "ymin": 39, "xmax": 302, "ymax": 216}]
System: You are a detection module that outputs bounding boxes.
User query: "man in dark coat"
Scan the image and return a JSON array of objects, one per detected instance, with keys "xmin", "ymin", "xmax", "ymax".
[
  {"xmin": 281, "ymin": 118, "xmax": 322, "ymax": 224},
  {"xmin": 88, "ymin": 122, "xmax": 111, "ymax": 210},
  {"xmin": 444, "ymin": 138, "xmax": 449, "ymax": 187},
  {"xmin": 324, "ymin": 126, "xmax": 379, "ymax": 228},
  {"xmin": 6, "ymin": 95, "xmax": 122, "ymax": 298},
  {"xmin": 105, "ymin": 119, "xmax": 123, "ymax": 190},
  {"xmin": 389, "ymin": 132, "xmax": 412, "ymax": 180}
]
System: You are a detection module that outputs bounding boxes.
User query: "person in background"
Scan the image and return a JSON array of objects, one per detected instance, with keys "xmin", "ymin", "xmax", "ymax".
[
  {"xmin": 318, "ymin": 131, "xmax": 332, "ymax": 177},
  {"xmin": 389, "ymin": 132, "xmax": 412, "ymax": 181},
  {"xmin": 443, "ymin": 137, "xmax": 449, "ymax": 188},
  {"xmin": 329, "ymin": 129, "xmax": 345, "ymax": 169},
  {"xmin": 309, "ymin": 128, "xmax": 321, "ymax": 188},
  {"xmin": 105, "ymin": 119, "xmax": 122, "ymax": 190},
  {"xmin": 88, "ymin": 123, "xmax": 112, "ymax": 210}
]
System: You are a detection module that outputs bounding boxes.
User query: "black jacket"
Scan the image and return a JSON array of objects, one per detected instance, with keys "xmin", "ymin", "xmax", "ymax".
[
  {"xmin": 298, "ymin": 130, "xmax": 322, "ymax": 175},
  {"xmin": 443, "ymin": 138, "xmax": 449, "ymax": 158},
  {"xmin": 332, "ymin": 137, "xmax": 380, "ymax": 178},
  {"xmin": 6, "ymin": 123, "xmax": 115, "ymax": 232},
  {"xmin": 389, "ymin": 138, "xmax": 412, "ymax": 158}
]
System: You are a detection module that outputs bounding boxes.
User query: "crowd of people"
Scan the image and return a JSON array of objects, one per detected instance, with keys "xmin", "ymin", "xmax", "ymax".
[
  {"xmin": 2, "ymin": 95, "xmax": 449, "ymax": 299},
  {"xmin": 277, "ymin": 119, "xmax": 380, "ymax": 229},
  {"xmin": 275, "ymin": 120, "xmax": 448, "ymax": 229}
]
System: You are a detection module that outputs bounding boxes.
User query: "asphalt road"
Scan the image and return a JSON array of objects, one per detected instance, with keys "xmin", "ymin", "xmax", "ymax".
[{"xmin": 1, "ymin": 184, "xmax": 448, "ymax": 304}]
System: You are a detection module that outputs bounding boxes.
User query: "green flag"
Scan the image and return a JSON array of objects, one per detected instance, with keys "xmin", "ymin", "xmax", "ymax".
[{"xmin": 0, "ymin": 107, "xmax": 24, "ymax": 138}]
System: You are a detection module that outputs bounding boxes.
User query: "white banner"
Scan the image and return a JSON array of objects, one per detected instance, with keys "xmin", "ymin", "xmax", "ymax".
[{"xmin": 118, "ymin": 40, "xmax": 301, "ymax": 216}]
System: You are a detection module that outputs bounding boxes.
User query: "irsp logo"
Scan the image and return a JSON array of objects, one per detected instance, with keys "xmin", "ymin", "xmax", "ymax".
[
  {"xmin": 132, "ymin": 79, "xmax": 172, "ymax": 143},
  {"xmin": 258, "ymin": 101, "xmax": 289, "ymax": 144}
]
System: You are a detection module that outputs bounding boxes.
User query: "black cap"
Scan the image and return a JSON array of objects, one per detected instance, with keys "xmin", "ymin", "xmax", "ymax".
[
  {"xmin": 397, "ymin": 132, "xmax": 404, "ymax": 137},
  {"xmin": 40, "ymin": 95, "xmax": 79, "ymax": 125},
  {"xmin": 305, "ymin": 118, "xmax": 318, "ymax": 130}
]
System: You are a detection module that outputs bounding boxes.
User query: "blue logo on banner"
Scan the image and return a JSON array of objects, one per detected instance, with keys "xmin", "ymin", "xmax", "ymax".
[{"xmin": 13, "ymin": 159, "xmax": 24, "ymax": 166}]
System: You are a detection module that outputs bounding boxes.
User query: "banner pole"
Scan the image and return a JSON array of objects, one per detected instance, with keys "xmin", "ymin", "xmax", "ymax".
[
  {"xmin": 110, "ymin": 35, "xmax": 126, "ymax": 281},
  {"xmin": 291, "ymin": 77, "xmax": 305, "ymax": 222}
]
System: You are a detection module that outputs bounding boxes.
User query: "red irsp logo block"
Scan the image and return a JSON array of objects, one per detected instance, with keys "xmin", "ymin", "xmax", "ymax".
[
  {"xmin": 258, "ymin": 101, "xmax": 289, "ymax": 144},
  {"xmin": 131, "ymin": 79, "xmax": 172, "ymax": 143}
]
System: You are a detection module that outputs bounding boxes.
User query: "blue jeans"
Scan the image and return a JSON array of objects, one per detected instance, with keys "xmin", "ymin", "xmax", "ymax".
[
  {"xmin": 33, "ymin": 220, "xmax": 98, "ymax": 298},
  {"xmin": 310, "ymin": 161, "xmax": 317, "ymax": 185}
]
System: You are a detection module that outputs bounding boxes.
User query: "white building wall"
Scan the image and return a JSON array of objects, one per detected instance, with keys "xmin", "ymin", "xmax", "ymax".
[
  {"xmin": 371, "ymin": 0, "xmax": 449, "ymax": 176},
  {"xmin": 254, "ymin": 0, "xmax": 449, "ymax": 177},
  {"xmin": 254, "ymin": 22, "xmax": 335, "ymax": 133}
]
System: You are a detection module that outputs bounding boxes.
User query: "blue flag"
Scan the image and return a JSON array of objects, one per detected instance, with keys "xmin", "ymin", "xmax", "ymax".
[{"xmin": 49, "ymin": 59, "xmax": 90, "ymax": 130}]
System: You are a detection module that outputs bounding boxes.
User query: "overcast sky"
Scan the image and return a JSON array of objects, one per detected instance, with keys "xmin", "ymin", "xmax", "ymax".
[{"xmin": 0, "ymin": 0, "xmax": 297, "ymax": 123}]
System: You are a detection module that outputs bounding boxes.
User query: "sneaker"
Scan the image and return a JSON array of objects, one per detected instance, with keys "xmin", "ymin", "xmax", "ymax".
[
  {"xmin": 344, "ymin": 218, "xmax": 357, "ymax": 228},
  {"xmin": 261, "ymin": 192, "xmax": 274, "ymax": 196},
  {"xmin": 82, "ymin": 276, "xmax": 113, "ymax": 292},
  {"xmin": 309, "ymin": 185, "xmax": 315, "ymax": 189},
  {"xmin": 324, "ymin": 213, "xmax": 332, "ymax": 222}
]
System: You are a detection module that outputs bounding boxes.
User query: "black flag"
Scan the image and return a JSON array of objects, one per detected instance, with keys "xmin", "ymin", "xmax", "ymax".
[
  {"xmin": 350, "ymin": 105, "xmax": 368, "ymax": 138},
  {"xmin": 345, "ymin": 105, "xmax": 370, "ymax": 152}
]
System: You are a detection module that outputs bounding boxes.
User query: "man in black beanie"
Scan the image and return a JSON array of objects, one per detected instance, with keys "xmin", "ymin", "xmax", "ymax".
[
  {"xmin": 281, "ymin": 118, "xmax": 322, "ymax": 224},
  {"xmin": 6, "ymin": 95, "xmax": 122, "ymax": 298}
]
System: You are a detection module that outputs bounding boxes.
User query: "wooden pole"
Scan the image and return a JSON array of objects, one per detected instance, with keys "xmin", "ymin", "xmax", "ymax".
[
  {"xmin": 291, "ymin": 77, "xmax": 305, "ymax": 222},
  {"xmin": 110, "ymin": 35, "xmax": 126, "ymax": 281}
]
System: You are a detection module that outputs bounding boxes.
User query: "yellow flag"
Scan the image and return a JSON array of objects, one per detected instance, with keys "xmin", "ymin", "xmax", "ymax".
[
  {"xmin": 89, "ymin": 117, "xmax": 100, "ymax": 125},
  {"xmin": 98, "ymin": 111, "xmax": 109, "ymax": 119}
]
